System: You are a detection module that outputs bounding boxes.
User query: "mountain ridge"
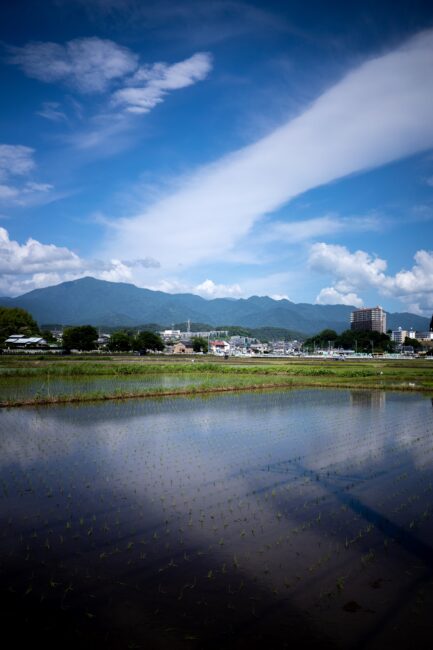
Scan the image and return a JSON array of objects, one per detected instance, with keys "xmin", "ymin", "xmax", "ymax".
[{"xmin": 0, "ymin": 276, "xmax": 429, "ymax": 335}]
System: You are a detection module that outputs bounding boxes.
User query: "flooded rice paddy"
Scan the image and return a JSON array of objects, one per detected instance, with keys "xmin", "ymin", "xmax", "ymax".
[
  {"xmin": 1, "ymin": 389, "xmax": 433, "ymax": 648},
  {"xmin": 0, "ymin": 374, "xmax": 213, "ymax": 401}
]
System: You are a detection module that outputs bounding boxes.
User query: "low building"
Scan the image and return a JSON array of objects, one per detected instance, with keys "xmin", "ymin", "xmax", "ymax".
[
  {"xmin": 4, "ymin": 334, "xmax": 48, "ymax": 349},
  {"xmin": 416, "ymin": 331, "xmax": 433, "ymax": 342},
  {"xmin": 210, "ymin": 340, "xmax": 230, "ymax": 355},
  {"xmin": 173, "ymin": 341, "xmax": 194, "ymax": 354},
  {"xmin": 391, "ymin": 328, "xmax": 416, "ymax": 345},
  {"xmin": 415, "ymin": 332, "xmax": 433, "ymax": 351},
  {"xmin": 162, "ymin": 329, "xmax": 228, "ymax": 342},
  {"xmin": 161, "ymin": 329, "xmax": 181, "ymax": 341},
  {"xmin": 250, "ymin": 342, "xmax": 270, "ymax": 354}
]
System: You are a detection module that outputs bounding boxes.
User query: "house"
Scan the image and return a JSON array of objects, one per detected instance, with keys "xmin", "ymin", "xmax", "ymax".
[
  {"xmin": 173, "ymin": 341, "xmax": 194, "ymax": 354},
  {"xmin": 209, "ymin": 340, "xmax": 230, "ymax": 355}
]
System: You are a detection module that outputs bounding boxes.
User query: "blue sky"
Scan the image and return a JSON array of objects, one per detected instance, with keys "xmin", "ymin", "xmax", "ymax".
[{"xmin": 1, "ymin": 0, "xmax": 433, "ymax": 315}]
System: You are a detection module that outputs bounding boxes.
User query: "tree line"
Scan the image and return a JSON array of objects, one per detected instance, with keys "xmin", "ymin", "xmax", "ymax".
[
  {"xmin": 64, "ymin": 327, "xmax": 167, "ymax": 352},
  {"xmin": 302, "ymin": 328, "xmax": 423, "ymax": 353}
]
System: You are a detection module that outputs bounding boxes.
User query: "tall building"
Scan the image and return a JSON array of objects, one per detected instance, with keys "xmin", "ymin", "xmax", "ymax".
[{"xmin": 350, "ymin": 306, "xmax": 386, "ymax": 333}]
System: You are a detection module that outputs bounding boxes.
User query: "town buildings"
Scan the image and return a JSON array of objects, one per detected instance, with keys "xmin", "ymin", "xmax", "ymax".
[{"xmin": 390, "ymin": 327, "xmax": 416, "ymax": 345}]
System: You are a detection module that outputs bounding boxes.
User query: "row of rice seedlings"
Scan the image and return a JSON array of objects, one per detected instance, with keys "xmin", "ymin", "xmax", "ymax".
[{"xmin": 1, "ymin": 390, "xmax": 432, "ymax": 639}]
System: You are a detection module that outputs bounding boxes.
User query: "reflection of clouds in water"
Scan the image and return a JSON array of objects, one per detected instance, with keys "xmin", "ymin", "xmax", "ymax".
[
  {"xmin": 302, "ymin": 391, "xmax": 433, "ymax": 472},
  {"xmin": 0, "ymin": 406, "xmax": 124, "ymax": 469},
  {"xmin": 1, "ymin": 390, "xmax": 431, "ymax": 477},
  {"xmin": 1, "ymin": 390, "xmax": 433, "ymax": 591}
]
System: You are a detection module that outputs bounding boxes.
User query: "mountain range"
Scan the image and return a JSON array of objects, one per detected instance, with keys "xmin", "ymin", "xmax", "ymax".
[{"xmin": 0, "ymin": 277, "xmax": 429, "ymax": 336}]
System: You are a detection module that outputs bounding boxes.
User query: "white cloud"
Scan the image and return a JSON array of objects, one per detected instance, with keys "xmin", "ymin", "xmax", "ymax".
[
  {"xmin": 0, "ymin": 145, "xmax": 54, "ymax": 205},
  {"xmin": 264, "ymin": 213, "xmax": 382, "ymax": 244},
  {"xmin": 0, "ymin": 227, "xmax": 82, "ymax": 275},
  {"xmin": 37, "ymin": 101, "xmax": 68, "ymax": 122},
  {"xmin": 194, "ymin": 279, "xmax": 242, "ymax": 298},
  {"xmin": 315, "ymin": 287, "xmax": 363, "ymax": 308},
  {"xmin": 24, "ymin": 182, "xmax": 54, "ymax": 193},
  {"xmin": 0, "ymin": 185, "xmax": 19, "ymax": 200},
  {"xmin": 9, "ymin": 38, "xmax": 210, "ymax": 120},
  {"xmin": 102, "ymin": 29, "xmax": 433, "ymax": 272},
  {"xmin": 64, "ymin": 52, "xmax": 210, "ymax": 151},
  {"xmin": 141, "ymin": 277, "xmax": 242, "ymax": 298},
  {"xmin": 0, "ymin": 228, "xmax": 161, "ymax": 296},
  {"xmin": 309, "ymin": 242, "xmax": 388, "ymax": 291},
  {"xmin": 391, "ymin": 250, "xmax": 433, "ymax": 305},
  {"xmin": 112, "ymin": 52, "xmax": 212, "ymax": 113},
  {"xmin": 122, "ymin": 257, "xmax": 160, "ymax": 269},
  {"xmin": 425, "ymin": 176, "xmax": 433, "ymax": 187},
  {"xmin": 8, "ymin": 37, "xmax": 138, "ymax": 93},
  {"xmin": 95, "ymin": 259, "xmax": 134, "ymax": 283},
  {"xmin": 309, "ymin": 242, "xmax": 433, "ymax": 313},
  {"xmin": 0, "ymin": 144, "xmax": 35, "ymax": 181}
]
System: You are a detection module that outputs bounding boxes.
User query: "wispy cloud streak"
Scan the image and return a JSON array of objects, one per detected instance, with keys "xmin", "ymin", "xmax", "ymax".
[
  {"xmin": 112, "ymin": 52, "xmax": 212, "ymax": 113},
  {"xmin": 103, "ymin": 30, "xmax": 433, "ymax": 271},
  {"xmin": 7, "ymin": 37, "xmax": 138, "ymax": 93}
]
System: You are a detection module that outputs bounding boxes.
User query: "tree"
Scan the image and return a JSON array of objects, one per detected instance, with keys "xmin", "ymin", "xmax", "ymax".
[
  {"xmin": 62, "ymin": 325, "xmax": 98, "ymax": 351},
  {"xmin": 107, "ymin": 331, "xmax": 132, "ymax": 352},
  {"xmin": 303, "ymin": 328, "xmax": 394, "ymax": 353},
  {"xmin": 192, "ymin": 336, "xmax": 208, "ymax": 353},
  {"xmin": 404, "ymin": 336, "xmax": 422, "ymax": 350},
  {"xmin": 40, "ymin": 329, "xmax": 56, "ymax": 344},
  {"xmin": 335, "ymin": 329, "xmax": 394, "ymax": 353},
  {"xmin": 0, "ymin": 307, "xmax": 39, "ymax": 344},
  {"xmin": 430, "ymin": 314, "xmax": 433, "ymax": 332},
  {"xmin": 303, "ymin": 329, "xmax": 338, "ymax": 351},
  {"xmin": 133, "ymin": 331, "xmax": 164, "ymax": 353}
]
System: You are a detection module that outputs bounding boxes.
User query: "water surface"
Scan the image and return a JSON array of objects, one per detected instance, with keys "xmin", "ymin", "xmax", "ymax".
[{"xmin": 1, "ymin": 389, "xmax": 433, "ymax": 648}]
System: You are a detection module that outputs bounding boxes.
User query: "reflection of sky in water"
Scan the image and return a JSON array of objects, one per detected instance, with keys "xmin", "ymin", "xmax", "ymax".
[
  {"xmin": 1, "ymin": 389, "xmax": 432, "ymax": 494},
  {"xmin": 1, "ymin": 388, "xmax": 433, "ymax": 647}
]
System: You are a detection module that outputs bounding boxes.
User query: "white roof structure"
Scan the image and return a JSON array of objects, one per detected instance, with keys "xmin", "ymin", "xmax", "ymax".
[{"xmin": 5, "ymin": 335, "xmax": 46, "ymax": 346}]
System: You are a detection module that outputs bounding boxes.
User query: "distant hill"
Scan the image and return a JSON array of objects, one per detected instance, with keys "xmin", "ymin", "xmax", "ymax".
[{"xmin": 0, "ymin": 276, "xmax": 429, "ymax": 336}]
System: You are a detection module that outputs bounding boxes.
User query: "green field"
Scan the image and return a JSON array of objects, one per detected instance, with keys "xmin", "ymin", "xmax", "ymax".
[{"xmin": 1, "ymin": 355, "xmax": 432, "ymax": 406}]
